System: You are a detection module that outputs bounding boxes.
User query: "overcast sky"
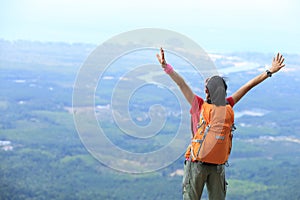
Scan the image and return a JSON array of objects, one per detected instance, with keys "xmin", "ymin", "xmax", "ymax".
[{"xmin": 1, "ymin": 0, "xmax": 299, "ymax": 53}]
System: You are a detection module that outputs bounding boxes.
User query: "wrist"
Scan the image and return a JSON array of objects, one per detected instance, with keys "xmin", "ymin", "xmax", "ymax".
[
  {"xmin": 164, "ymin": 64, "xmax": 174, "ymax": 74},
  {"xmin": 266, "ymin": 69, "xmax": 272, "ymax": 77}
]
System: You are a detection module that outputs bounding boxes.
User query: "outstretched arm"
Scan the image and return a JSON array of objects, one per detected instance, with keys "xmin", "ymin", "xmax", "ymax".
[
  {"xmin": 232, "ymin": 53, "xmax": 285, "ymax": 104},
  {"xmin": 156, "ymin": 48, "xmax": 195, "ymax": 105}
]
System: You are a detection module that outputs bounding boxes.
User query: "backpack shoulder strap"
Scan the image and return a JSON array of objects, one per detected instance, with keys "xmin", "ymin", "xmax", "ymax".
[
  {"xmin": 194, "ymin": 102, "xmax": 212, "ymax": 158},
  {"xmin": 201, "ymin": 102, "xmax": 213, "ymax": 124}
]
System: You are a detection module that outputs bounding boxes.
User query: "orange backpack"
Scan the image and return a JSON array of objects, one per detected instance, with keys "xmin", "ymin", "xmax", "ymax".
[{"xmin": 185, "ymin": 102, "xmax": 235, "ymax": 164}]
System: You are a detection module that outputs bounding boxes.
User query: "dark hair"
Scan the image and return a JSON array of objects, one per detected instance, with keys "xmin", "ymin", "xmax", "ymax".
[
  {"xmin": 206, "ymin": 76, "xmax": 228, "ymax": 91},
  {"xmin": 221, "ymin": 77, "xmax": 228, "ymax": 91},
  {"xmin": 206, "ymin": 75, "xmax": 228, "ymax": 106}
]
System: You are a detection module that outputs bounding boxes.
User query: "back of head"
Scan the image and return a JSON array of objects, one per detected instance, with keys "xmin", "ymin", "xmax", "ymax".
[{"xmin": 206, "ymin": 76, "xmax": 227, "ymax": 106}]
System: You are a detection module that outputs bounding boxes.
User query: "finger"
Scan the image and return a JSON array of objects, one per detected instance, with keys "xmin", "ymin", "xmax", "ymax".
[
  {"xmin": 280, "ymin": 57, "xmax": 285, "ymax": 65},
  {"xmin": 161, "ymin": 48, "xmax": 165, "ymax": 61},
  {"xmin": 278, "ymin": 53, "xmax": 284, "ymax": 64},
  {"xmin": 276, "ymin": 52, "xmax": 280, "ymax": 61},
  {"xmin": 156, "ymin": 54, "xmax": 162, "ymax": 63},
  {"xmin": 279, "ymin": 53, "xmax": 283, "ymax": 62}
]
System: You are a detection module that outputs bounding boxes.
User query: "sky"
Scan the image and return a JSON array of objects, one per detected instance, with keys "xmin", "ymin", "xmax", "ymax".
[{"xmin": 1, "ymin": 0, "xmax": 299, "ymax": 53}]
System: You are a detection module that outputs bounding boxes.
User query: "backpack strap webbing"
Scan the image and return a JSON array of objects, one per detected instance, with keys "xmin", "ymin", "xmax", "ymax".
[{"xmin": 195, "ymin": 124, "xmax": 211, "ymax": 159}]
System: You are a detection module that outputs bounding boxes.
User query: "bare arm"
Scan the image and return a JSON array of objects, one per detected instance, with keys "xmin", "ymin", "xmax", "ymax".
[
  {"xmin": 232, "ymin": 53, "xmax": 285, "ymax": 104},
  {"xmin": 156, "ymin": 48, "xmax": 195, "ymax": 105},
  {"xmin": 167, "ymin": 70, "xmax": 195, "ymax": 105}
]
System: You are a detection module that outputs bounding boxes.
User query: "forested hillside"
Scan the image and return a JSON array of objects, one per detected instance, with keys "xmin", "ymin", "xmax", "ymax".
[{"xmin": 0, "ymin": 40, "xmax": 300, "ymax": 199}]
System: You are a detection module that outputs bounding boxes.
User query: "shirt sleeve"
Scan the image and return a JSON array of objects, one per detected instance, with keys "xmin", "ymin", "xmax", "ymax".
[
  {"xmin": 226, "ymin": 96, "xmax": 235, "ymax": 107},
  {"xmin": 190, "ymin": 95, "xmax": 204, "ymax": 114},
  {"xmin": 190, "ymin": 95, "xmax": 204, "ymax": 135}
]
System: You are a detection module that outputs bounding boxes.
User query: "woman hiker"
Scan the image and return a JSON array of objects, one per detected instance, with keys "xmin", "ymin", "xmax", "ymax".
[{"xmin": 156, "ymin": 48, "xmax": 285, "ymax": 200}]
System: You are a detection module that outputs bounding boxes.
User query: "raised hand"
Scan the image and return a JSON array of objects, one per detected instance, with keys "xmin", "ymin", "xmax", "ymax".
[
  {"xmin": 156, "ymin": 47, "xmax": 167, "ymax": 68},
  {"xmin": 270, "ymin": 53, "xmax": 285, "ymax": 74}
]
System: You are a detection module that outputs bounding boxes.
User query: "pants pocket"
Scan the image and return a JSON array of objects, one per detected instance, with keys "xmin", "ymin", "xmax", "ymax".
[
  {"xmin": 182, "ymin": 160, "xmax": 190, "ymax": 194},
  {"xmin": 216, "ymin": 165, "xmax": 227, "ymax": 193}
]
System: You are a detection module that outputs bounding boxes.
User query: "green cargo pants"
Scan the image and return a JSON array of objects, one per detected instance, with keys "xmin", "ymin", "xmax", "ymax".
[{"xmin": 182, "ymin": 160, "xmax": 227, "ymax": 200}]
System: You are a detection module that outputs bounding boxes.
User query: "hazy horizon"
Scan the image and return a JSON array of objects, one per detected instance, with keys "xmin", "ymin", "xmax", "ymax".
[{"xmin": 1, "ymin": 0, "xmax": 300, "ymax": 53}]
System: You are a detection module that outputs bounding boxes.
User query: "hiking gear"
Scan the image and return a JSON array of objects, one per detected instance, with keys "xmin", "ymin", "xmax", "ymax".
[{"xmin": 185, "ymin": 102, "xmax": 235, "ymax": 165}]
